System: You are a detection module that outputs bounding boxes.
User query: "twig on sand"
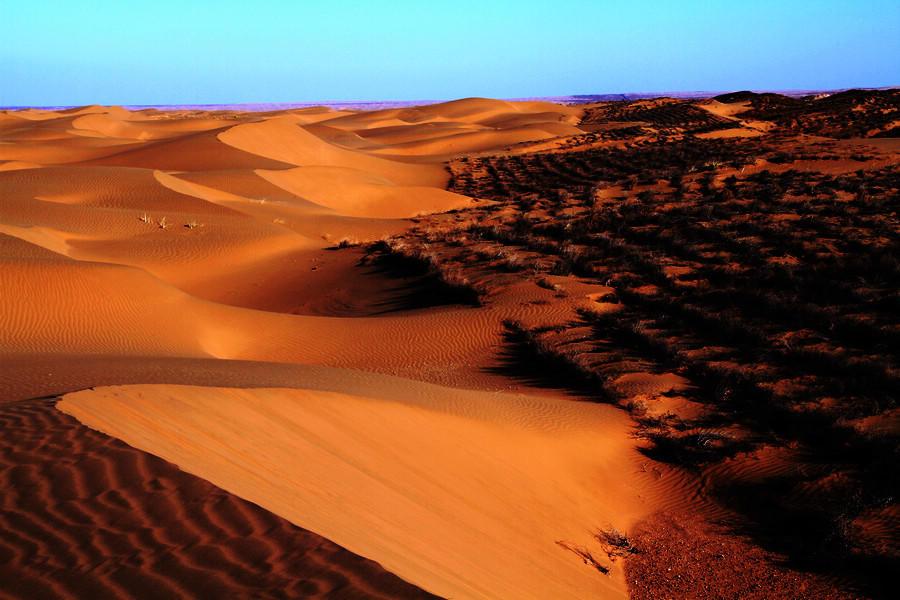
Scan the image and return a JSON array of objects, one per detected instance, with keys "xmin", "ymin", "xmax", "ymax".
[{"xmin": 555, "ymin": 540, "xmax": 611, "ymax": 575}]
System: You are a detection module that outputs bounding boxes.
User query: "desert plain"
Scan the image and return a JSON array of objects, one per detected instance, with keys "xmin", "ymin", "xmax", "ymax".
[{"xmin": 1, "ymin": 90, "xmax": 898, "ymax": 598}]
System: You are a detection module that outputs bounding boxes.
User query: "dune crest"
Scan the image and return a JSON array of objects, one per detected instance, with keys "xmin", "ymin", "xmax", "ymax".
[{"xmin": 257, "ymin": 166, "xmax": 473, "ymax": 218}]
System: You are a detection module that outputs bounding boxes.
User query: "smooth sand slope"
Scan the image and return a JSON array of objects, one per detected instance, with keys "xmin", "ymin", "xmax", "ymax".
[{"xmin": 60, "ymin": 382, "xmax": 660, "ymax": 600}]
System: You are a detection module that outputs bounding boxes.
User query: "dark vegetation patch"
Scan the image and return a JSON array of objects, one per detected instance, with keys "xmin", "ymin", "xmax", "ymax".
[
  {"xmin": 493, "ymin": 320, "xmax": 611, "ymax": 399},
  {"xmin": 363, "ymin": 239, "xmax": 485, "ymax": 307},
  {"xmin": 448, "ymin": 137, "xmax": 761, "ymax": 204},
  {"xmin": 722, "ymin": 89, "xmax": 900, "ymax": 138},
  {"xmin": 581, "ymin": 98, "xmax": 741, "ymax": 134}
]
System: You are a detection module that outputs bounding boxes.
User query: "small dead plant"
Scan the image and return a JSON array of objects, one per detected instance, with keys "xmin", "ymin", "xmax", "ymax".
[{"xmin": 595, "ymin": 527, "xmax": 638, "ymax": 560}]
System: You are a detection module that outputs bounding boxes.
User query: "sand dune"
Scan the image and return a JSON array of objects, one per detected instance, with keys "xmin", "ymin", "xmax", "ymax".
[
  {"xmin": 314, "ymin": 97, "xmax": 583, "ymax": 159},
  {"xmin": 70, "ymin": 112, "xmax": 232, "ymax": 141},
  {"xmin": 0, "ymin": 259, "xmax": 226, "ymax": 357},
  {"xmin": 0, "ymin": 161, "xmax": 43, "ymax": 172},
  {"xmin": 0, "ymin": 164, "xmax": 238, "ymax": 212},
  {"xmin": 157, "ymin": 168, "xmax": 409, "ymax": 247},
  {"xmin": 0, "ymin": 134, "xmax": 141, "ymax": 165},
  {"xmin": 85, "ymin": 128, "xmax": 294, "ymax": 171},
  {"xmin": 319, "ymin": 98, "xmax": 579, "ymax": 130},
  {"xmin": 0, "ymin": 397, "xmax": 435, "ymax": 599},
  {"xmin": 1, "ymin": 241, "xmax": 592, "ymax": 388},
  {"xmin": 257, "ymin": 166, "xmax": 473, "ymax": 218},
  {"xmin": 363, "ymin": 124, "xmax": 583, "ymax": 158},
  {"xmin": 0, "ymin": 163, "xmax": 321, "ymax": 306},
  {"xmin": 354, "ymin": 121, "xmax": 482, "ymax": 144},
  {"xmin": 60, "ymin": 381, "xmax": 661, "ymax": 600}
]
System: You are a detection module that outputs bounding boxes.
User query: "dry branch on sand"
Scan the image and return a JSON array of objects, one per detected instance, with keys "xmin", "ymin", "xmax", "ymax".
[{"xmin": 555, "ymin": 541, "xmax": 610, "ymax": 575}]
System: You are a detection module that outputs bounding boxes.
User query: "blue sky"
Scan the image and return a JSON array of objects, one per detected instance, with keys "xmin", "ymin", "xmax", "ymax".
[{"xmin": 2, "ymin": 0, "xmax": 898, "ymax": 105}]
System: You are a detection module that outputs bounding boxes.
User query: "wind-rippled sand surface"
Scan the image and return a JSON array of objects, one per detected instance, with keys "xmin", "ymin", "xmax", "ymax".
[{"xmin": 0, "ymin": 398, "xmax": 438, "ymax": 599}]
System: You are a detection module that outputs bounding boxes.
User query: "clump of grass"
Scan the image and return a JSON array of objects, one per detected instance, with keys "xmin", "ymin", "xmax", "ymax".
[
  {"xmin": 184, "ymin": 220, "xmax": 201, "ymax": 229},
  {"xmin": 500, "ymin": 320, "xmax": 608, "ymax": 399},
  {"xmin": 536, "ymin": 277, "xmax": 564, "ymax": 293},
  {"xmin": 157, "ymin": 216, "xmax": 170, "ymax": 230},
  {"xmin": 366, "ymin": 238, "xmax": 486, "ymax": 306},
  {"xmin": 139, "ymin": 213, "xmax": 152, "ymax": 224},
  {"xmin": 501, "ymin": 251, "xmax": 529, "ymax": 272}
]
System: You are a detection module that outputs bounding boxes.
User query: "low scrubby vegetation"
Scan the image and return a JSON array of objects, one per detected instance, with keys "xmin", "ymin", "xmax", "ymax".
[
  {"xmin": 364, "ymin": 239, "xmax": 486, "ymax": 307},
  {"xmin": 581, "ymin": 98, "xmax": 740, "ymax": 134},
  {"xmin": 716, "ymin": 88, "xmax": 900, "ymax": 138}
]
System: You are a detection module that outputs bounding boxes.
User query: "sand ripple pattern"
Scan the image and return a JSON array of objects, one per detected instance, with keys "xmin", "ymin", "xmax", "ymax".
[{"xmin": 0, "ymin": 398, "xmax": 438, "ymax": 599}]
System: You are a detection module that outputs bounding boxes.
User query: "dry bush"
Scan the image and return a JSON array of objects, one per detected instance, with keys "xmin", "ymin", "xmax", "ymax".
[{"xmin": 596, "ymin": 527, "xmax": 639, "ymax": 560}]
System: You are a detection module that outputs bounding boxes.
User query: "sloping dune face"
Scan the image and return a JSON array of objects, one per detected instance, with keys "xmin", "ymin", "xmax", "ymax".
[
  {"xmin": 0, "ymin": 398, "xmax": 437, "ymax": 599},
  {"xmin": 311, "ymin": 98, "xmax": 584, "ymax": 158},
  {"xmin": 59, "ymin": 383, "xmax": 657, "ymax": 600}
]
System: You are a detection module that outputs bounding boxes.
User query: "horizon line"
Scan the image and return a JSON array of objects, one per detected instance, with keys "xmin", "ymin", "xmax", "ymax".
[{"xmin": 3, "ymin": 85, "xmax": 897, "ymax": 112}]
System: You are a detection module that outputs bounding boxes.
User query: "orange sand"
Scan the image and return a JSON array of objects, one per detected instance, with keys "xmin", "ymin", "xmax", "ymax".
[
  {"xmin": 59, "ymin": 381, "xmax": 663, "ymax": 599},
  {"xmin": 1, "ymin": 98, "xmax": 685, "ymax": 598}
]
